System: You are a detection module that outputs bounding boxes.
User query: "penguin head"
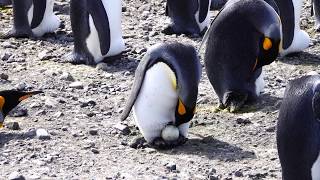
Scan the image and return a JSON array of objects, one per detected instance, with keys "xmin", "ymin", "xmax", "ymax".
[{"xmin": 0, "ymin": 90, "xmax": 43, "ymax": 127}]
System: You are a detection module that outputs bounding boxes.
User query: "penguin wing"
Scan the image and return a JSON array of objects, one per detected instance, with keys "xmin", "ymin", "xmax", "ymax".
[
  {"xmin": 199, "ymin": 0, "xmax": 210, "ymax": 23},
  {"xmin": 312, "ymin": 82, "xmax": 320, "ymax": 121},
  {"xmin": 120, "ymin": 54, "xmax": 159, "ymax": 121},
  {"xmin": 30, "ymin": 0, "xmax": 46, "ymax": 29},
  {"xmin": 87, "ymin": 0, "xmax": 111, "ymax": 55}
]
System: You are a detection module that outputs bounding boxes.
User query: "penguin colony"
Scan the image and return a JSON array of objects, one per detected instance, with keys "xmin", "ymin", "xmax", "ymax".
[{"xmin": 0, "ymin": 0, "xmax": 320, "ymax": 178}]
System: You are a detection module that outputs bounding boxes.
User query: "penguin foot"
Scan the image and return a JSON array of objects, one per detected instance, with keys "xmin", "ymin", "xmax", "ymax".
[
  {"xmin": 162, "ymin": 25, "xmax": 175, "ymax": 35},
  {"xmin": 222, "ymin": 92, "xmax": 248, "ymax": 113},
  {"xmin": 64, "ymin": 52, "xmax": 95, "ymax": 65},
  {"xmin": 151, "ymin": 135, "xmax": 188, "ymax": 150},
  {"xmin": 0, "ymin": 29, "xmax": 33, "ymax": 39}
]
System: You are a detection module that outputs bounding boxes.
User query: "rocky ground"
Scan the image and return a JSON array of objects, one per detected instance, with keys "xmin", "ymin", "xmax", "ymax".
[{"xmin": 0, "ymin": 0, "xmax": 320, "ymax": 179}]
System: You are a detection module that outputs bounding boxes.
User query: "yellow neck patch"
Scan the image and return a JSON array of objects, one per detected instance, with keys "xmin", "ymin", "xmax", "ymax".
[
  {"xmin": 0, "ymin": 96, "xmax": 5, "ymax": 110},
  {"xmin": 263, "ymin": 37, "xmax": 272, "ymax": 50},
  {"xmin": 178, "ymin": 99, "xmax": 186, "ymax": 115}
]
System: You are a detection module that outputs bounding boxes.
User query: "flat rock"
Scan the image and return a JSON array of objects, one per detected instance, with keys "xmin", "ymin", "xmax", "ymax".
[
  {"xmin": 69, "ymin": 81, "xmax": 84, "ymax": 89},
  {"xmin": 36, "ymin": 129, "xmax": 51, "ymax": 140}
]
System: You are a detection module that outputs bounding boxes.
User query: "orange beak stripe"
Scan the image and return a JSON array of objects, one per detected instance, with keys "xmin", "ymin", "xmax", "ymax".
[{"xmin": 0, "ymin": 96, "xmax": 5, "ymax": 109}]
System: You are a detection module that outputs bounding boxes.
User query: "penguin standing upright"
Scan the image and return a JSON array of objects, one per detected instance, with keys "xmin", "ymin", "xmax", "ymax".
[
  {"xmin": 277, "ymin": 74, "xmax": 320, "ymax": 180},
  {"xmin": 163, "ymin": 0, "xmax": 211, "ymax": 36},
  {"xmin": 203, "ymin": 0, "xmax": 281, "ymax": 112},
  {"xmin": 1, "ymin": 0, "xmax": 60, "ymax": 38},
  {"xmin": 273, "ymin": 0, "xmax": 310, "ymax": 56},
  {"xmin": 312, "ymin": 0, "xmax": 320, "ymax": 30},
  {"xmin": 0, "ymin": 90, "xmax": 43, "ymax": 128},
  {"xmin": 68, "ymin": 0, "xmax": 126, "ymax": 65},
  {"xmin": 121, "ymin": 42, "xmax": 201, "ymax": 149}
]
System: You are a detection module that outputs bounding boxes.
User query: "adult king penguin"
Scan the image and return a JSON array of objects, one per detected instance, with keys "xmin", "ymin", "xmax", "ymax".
[
  {"xmin": 1, "ymin": 0, "xmax": 60, "ymax": 38},
  {"xmin": 68, "ymin": 0, "xmax": 126, "ymax": 65},
  {"xmin": 312, "ymin": 0, "xmax": 320, "ymax": 30},
  {"xmin": 277, "ymin": 73, "xmax": 320, "ymax": 180},
  {"xmin": 273, "ymin": 0, "xmax": 310, "ymax": 56},
  {"xmin": 121, "ymin": 42, "xmax": 201, "ymax": 149},
  {"xmin": 163, "ymin": 0, "xmax": 211, "ymax": 36},
  {"xmin": 0, "ymin": 90, "xmax": 43, "ymax": 128},
  {"xmin": 203, "ymin": 0, "xmax": 281, "ymax": 112}
]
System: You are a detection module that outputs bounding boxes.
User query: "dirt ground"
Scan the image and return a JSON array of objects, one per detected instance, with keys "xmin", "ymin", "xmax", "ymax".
[{"xmin": 0, "ymin": 0, "xmax": 320, "ymax": 179}]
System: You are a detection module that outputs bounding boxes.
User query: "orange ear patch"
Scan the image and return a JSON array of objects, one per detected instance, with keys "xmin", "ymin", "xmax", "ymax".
[
  {"xmin": 18, "ymin": 94, "xmax": 33, "ymax": 101},
  {"xmin": 178, "ymin": 99, "xmax": 186, "ymax": 115},
  {"xmin": 0, "ymin": 96, "xmax": 5, "ymax": 109},
  {"xmin": 263, "ymin": 37, "xmax": 272, "ymax": 50}
]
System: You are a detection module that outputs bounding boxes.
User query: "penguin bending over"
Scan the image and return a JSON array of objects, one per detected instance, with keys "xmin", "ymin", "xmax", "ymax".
[
  {"xmin": 121, "ymin": 42, "xmax": 201, "ymax": 149},
  {"xmin": 68, "ymin": 0, "xmax": 125, "ymax": 65},
  {"xmin": 277, "ymin": 73, "xmax": 320, "ymax": 180},
  {"xmin": 0, "ymin": 90, "xmax": 43, "ymax": 128},
  {"xmin": 163, "ymin": 0, "xmax": 211, "ymax": 36},
  {"xmin": 203, "ymin": 0, "xmax": 281, "ymax": 112},
  {"xmin": 273, "ymin": 0, "xmax": 310, "ymax": 56},
  {"xmin": 1, "ymin": 0, "xmax": 60, "ymax": 38}
]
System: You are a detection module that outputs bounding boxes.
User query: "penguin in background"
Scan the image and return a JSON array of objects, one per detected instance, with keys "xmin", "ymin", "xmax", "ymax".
[
  {"xmin": 68, "ymin": 0, "xmax": 125, "ymax": 65},
  {"xmin": 1, "ymin": 0, "xmax": 60, "ymax": 38},
  {"xmin": 277, "ymin": 73, "xmax": 320, "ymax": 180},
  {"xmin": 163, "ymin": 0, "xmax": 211, "ymax": 36},
  {"xmin": 203, "ymin": 0, "xmax": 281, "ymax": 112},
  {"xmin": 312, "ymin": 0, "xmax": 320, "ymax": 30},
  {"xmin": 210, "ymin": 0, "xmax": 228, "ymax": 10},
  {"xmin": 0, "ymin": 90, "xmax": 43, "ymax": 128},
  {"xmin": 273, "ymin": 0, "xmax": 310, "ymax": 56},
  {"xmin": 121, "ymin": 42, "xmax": 201, "ymax": 149}
]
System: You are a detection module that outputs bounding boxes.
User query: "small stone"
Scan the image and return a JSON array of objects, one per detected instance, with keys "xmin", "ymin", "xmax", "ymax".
[
  {"xmin": 9, "ymin": 107, "xmax": 28, "ymax": 117},
  {"xmin": 89, "ymin": 129, "xmax": 98, "ymax": 136},
  {"xmin": 8, "ymin": 171, "xmax": 25, "ymax": 180},
  {"xmin": 144, "ymin": 148, "xmax": 156, "ymax": 154},
  {"xmin": 15, "ymin": 82, "xmax": 27, "ymax": 91},
  {"xmin": 69, "ymin": 81, "xmax": 84, "ymax": 89},
  {"xmin": 0, "ymin": 73, "xmax": 9, "ymax": 80},
  {"xmin": 38, "ymin": 50, "xmax": 50, "ymax": 60},
  {"xmin": 113, "ymin": 123, "xmax": 131, "ymax": 135},
  {"xmin": 1, "ymin": 52, "xmax": 12, "ymax": 61},
  {"xmin": 59, "ymin": 72, "xmax": 74, "ymax": 81},
  {"xmin": 45, "ymin": 98, "xmax": 58, "ymax": 108},
  {"xmin": 236, "ymin": 118, "xmax": 252, "ymax": 125},
  {"xmin": 53, "ymin": 111, "xmax": 63, "ymax": 118},
  {"xmin": 79, "ymin": 99, "xmax": 96, "ymax": 107},
  {"xmin": 36, "ymin": 129, "xmax": 51, "ymax": 140},
  {"xmin": 266, "ymin": 126, "xmax": 276, "ymax": 132},
  {"xmin": 61, "ymin": 126, "xmax": 68, "ymax": 131},
  {"xmin": 5, "ymin": 122, "xmax": 20, "ymax": 130},
  {"xmin": 91, "ymin": 148, "xmax": 99, "ymax": 154},
  {"xmin": 165, "ymin": 162, "xmax": 176, "ymax": 171},
  {"xmin": 129, "ymin": 137, "xmax": 146, "ymax": 149},
  {"xmin": 234, "ymin": 170, "xmax": 244, "ymax": 177}
]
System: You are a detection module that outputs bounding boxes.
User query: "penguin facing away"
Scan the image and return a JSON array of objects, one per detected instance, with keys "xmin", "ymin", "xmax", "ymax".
[
  {"xmin": 121, "ymin": 42, "xmax": 201, "ymax": 149},
  {"xmin": 68, "ymin": 0, "xmax": 125, "ymax": 65},
  {"xmin": 0, "ymin": 90, "xmax": 43, "ymax": 128},
  {"xmin": 273, "ymin": 0, "xmax": 310, "ymax": 56},
  {"xmin": 1, "ymin": 0, "xmax": 60, "ymax": 38},
  {"xmin": 277, "ymin": 74, "xmax": 320, "ymax": 180},
  {"xmin": 163, "ymin": 0, "xmax": 211, "ymax": 36},
  {"xmin": 203, "ymin": 0, "xmax": 281, "ymax": 112}
]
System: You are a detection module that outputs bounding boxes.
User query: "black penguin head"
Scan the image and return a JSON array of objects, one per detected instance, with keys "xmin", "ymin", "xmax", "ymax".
[{"xmin": 0, "ymin": 90, "xmax": 43, "ymax": 127}]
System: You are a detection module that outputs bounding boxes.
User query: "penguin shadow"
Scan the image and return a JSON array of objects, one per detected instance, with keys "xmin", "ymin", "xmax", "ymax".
[
  {"xmin": 0, "ymin": 131, "xmax": 36, "ymax": 148},
  {"xmin": 167, "ymin": 135, "xmax": 256, "ymax": 161},
  {"xmin": 278, "ymin": 51, "xmax": 320, "ymax": 66},
  {"xmin": 98, "ymin": 55, "xmax": 139, "ymax": 74},
  {"xmin": 254, "ymin": 93, "xmax": 282, "ymax": 112}
]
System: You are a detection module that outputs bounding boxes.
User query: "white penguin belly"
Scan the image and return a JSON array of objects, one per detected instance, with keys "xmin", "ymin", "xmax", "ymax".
[
  {"xmin": 280, "ymin": 0, "xmax": 310, "ymax": 56},
  {"xmin": 255, "ymin": 69, "xmax": 265, "ymax": 96},
  {"xmin": 86, "ymin": 15, "xmax": 103, "ymax": 62},
  {"xmin": 195, "ymin": 0, "xmax": 211, "ymax": 32},
  {"xmin": 312, "ymin": 152, "xmax": 320, "ymax": 180},
  {"xmin": 133, "ymin": 62, "xmax": 178, "ymax": 143},
  {"xmin": 28, "ymin": 0, "xmax": 60, "ymax": 37}
]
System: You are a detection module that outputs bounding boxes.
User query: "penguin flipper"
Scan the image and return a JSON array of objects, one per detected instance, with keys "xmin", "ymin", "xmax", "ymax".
[
  {"xmin": 312, "ymin": 84, "xmax": 320, "ymax": 121},
  {"xmin": 120, "ymin": 53, "xmax": 159, "ymax": 121},
  {"xmin": 30, "ymin": 0, "xmax": 46, "ymax": 29},
  {"xmin": 199, "ymin": 0, "xmax": 210, "ymax": 23}
]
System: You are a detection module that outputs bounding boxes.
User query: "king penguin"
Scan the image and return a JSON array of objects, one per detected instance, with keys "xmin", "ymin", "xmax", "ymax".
[
  {"xmin": 277, "ymin": 73, "xmax": 320, "ymax": 180},
  {"xmin": 1, "ymin": 0, "xmax": 60, "ymax": 38},
  {"xmin": 121, "ymin": 42, "xmax": 201, "ymax": 149},
  {"xmin": 163, "ymin": 0, "xmax": 211, "ymax": 36},
  {"xmin": 0, "ymin": 90, "xmax": 43, "ymax": 128},
  {"xmin": 68, "ymin": 0, "xmax": 125, "ymax": 65},
  {"xmin": 312, "ymin": 0, "xmax": 320, "ymax": 30},
  {"xmin": 273, "ymin": 0, "xmax": 310, "ymax": 56},
  {"xmin": 203, "ymin": 0, "xmax": 281, "ymax": 112}
]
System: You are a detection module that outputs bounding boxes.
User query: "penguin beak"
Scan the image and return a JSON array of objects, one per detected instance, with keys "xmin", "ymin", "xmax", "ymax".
[
  {"xmin": 0, "ymin": 96, "xmax": 4, "ymax": 128},
  {"xmin": 18, "ymin": 91, "xmax": 43, "ymax": 102}
]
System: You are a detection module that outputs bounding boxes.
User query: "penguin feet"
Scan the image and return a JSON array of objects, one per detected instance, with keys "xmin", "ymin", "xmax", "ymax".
[
  {"xmin": 64, "ymin": 52, "xmax": 95, "ymax": 65},
  {"xmin": 162, "ymin": 25, "xmax": 175, "ymax": 35},
  {"xmin": 0, "ymin": 28, "xmax": 33, "ymax": 39},
  {"xmin": 151, "ymin": 135, "xmax": 188, "ymax": 150},
  {"xmin": 222, "ymin": 92, "xmax": 248, "ymax": 113}
]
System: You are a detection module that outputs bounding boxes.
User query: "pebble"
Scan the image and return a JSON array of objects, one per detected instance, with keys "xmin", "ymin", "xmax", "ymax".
[
  {"xmin": 38, "ymin": 50, "xmax": 50, "ymax": 60},
  {"xmin": 69, "ymin": 81, "xmax": 84, "ymax": 89},
  {"xmin": 91, "ymin": 148, "xmax": 100, "ymax": 154},
  {"xmin": 36, "ymin": 129, "xmax": 51, "ymax": 140},
  {"xmin": 234, "ymin": 170, "xmax": 244, "ymax": 177},
  {"xmin": 236, "ymin": 118, "xmax": 252, "ymax": 125},
  {"xmin": 8, "ymin": 171, "xmax": 25, "ymax": 180},
  {"xmin": 44, "ymin": 98, "xmax": 58, "ymax": 108},
  {"xmin": 1, "ymin": 52, "xmax": 12, "ymax": 61},
  {"xmin": 113, "ymin": 123, "xmax": 130, "ymax": 135},
  {"xmin": 89, "ymin": 129, "xmax": 98, "ymax": 136},
  {"xmin": 59, "ymin": 72, "xmax": 74, "ymax": 81},
  {"xmin": 15, "ymin": 82, "xmax": 27, "ymax": 91},
  {"xmin": 165, "ymin": 162, "xmax": 176, "ymax": 171},
  {"xmin": 0, "ymin": 73, "xmax": 9, "ymax": 80},
  {"xmin": 5, "ymin": 122, "xmax": 20, "ymax": 130}
]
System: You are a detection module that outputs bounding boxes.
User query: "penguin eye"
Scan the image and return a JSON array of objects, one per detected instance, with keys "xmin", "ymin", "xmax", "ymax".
[
  {"xmin": 263, "ymin": 37, "xmax": 272, "ymax": 50},
  {"xmin": 178, "ymin": 99, "xmax": 186, "ymax": 115},
  {"xmin": 0, "ymin": 96, "xmax": 5, "ymax": 110}
]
